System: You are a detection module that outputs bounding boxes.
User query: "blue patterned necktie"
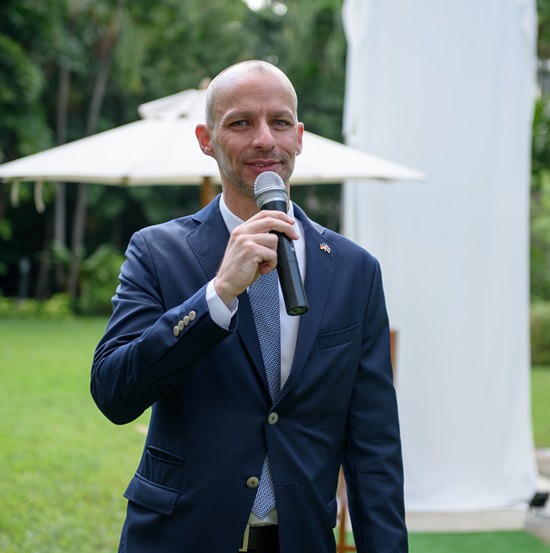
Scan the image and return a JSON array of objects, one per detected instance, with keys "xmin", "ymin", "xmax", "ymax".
[{"xmin": 248, "ymin": 270, "xmax": 281, "ymax": 519}]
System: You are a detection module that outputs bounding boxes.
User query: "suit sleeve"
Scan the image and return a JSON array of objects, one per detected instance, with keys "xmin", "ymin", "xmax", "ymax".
[
  {"xmin": 91, "ymin": 230, "xmax": 235, "ymax": 425},
  {"xmin": 342, "ymin": 259, "xmax": 408, "ymax": 553}
]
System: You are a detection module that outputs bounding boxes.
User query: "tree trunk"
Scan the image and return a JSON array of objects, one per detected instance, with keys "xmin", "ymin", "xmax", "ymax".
[
  {"xmin": 67, "ymin": 4, "xmax": 123, "ymax": 302},
  {"xmin": 54, "ymin": 61, "xmax": 70, "ymax": 291}
]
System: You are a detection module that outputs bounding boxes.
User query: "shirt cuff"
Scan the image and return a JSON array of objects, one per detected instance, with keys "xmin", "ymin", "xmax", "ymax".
[{"xmin": 206, "ymin": 279, "xmax": 238, "ymax": 330}]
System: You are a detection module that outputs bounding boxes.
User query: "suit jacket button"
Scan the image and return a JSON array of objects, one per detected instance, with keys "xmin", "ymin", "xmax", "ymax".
[
  {"xmin": 173, "ymin": 325, "xmax": 180, "ymax": 337},
  {"xmin": 178, "ymin": 320, "xmax": 185, "ymax": 331},
  {"xmin": 246, "ymin": 477, "xmax": 260, "ymax": 489},
  {"xmin": 268, "ymin": 412, "xmax": 279, "ymax": 425},
  {"xmin": 183, "ymin": 315, "xmax": 190, "ymax": 326},
  {"xmin": 189, "ymin": 310, "xmax": 196, "ymax": 321}
]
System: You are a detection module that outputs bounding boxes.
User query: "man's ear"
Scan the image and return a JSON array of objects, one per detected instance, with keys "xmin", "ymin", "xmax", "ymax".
[
  {"xmin": 195, "ymin": 124, "xmax": 214, "ymax": 157},
  {"xmin": 296, "ymin": 122, "xmax": 304, "ymax": 156}
]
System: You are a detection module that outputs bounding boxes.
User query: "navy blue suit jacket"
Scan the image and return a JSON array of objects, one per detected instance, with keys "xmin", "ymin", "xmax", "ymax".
[{"xmin": 91, "ymin": 197, "xmax": 407, "ymax": 553}]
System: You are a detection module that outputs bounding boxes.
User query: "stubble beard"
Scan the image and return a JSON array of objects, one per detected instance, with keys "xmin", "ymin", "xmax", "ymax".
[{"xmin": 216, "ymin": 152, "xmax": 296, "ymax": 201}]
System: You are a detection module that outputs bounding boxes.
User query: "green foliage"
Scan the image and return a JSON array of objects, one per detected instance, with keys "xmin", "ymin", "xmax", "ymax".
[
  {"xmin": 538, "ymin": 0, "xmax": 550, "ymax": 59},
  {"xmin": 531, "ymin": 301, "xmax": 550, "ymax": 365},
  {"xmin": 0, "ymin": 218, "xmax": 11, "ymax": 241},
  {"xmin": 78, "ymin": 244, "xmax": 125, "ymax": 315},
  {"xmin": 0, "ymin": 293, "xmax": 73, "ymax": 319},
  {"xmin": 50, "ymin": 242, "xmax": 124, "ymax": 315},
  {"xmin": 0, "ymin": 220, "xmax": 11, "ymax": 280},
  {"xmin": 0, "ymin": 0, "xmax": 347, "ymax": 301},
  {"xmin": 0, "ymin": 30, "xmax": 52, "ymax": 162},
  {"xmin": 531, "ymin": 97, "xmax": 550, "ymax": 301}
]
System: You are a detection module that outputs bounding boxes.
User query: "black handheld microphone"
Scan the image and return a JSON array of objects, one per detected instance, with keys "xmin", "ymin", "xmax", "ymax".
[{"xmin": 254, "ymin": 171, "xmax": 308, "ymax": 316}]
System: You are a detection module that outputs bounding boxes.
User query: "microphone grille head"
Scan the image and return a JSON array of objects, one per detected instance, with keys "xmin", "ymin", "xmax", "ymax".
[{"xmin": 254, "ymin": 171, "xmax": 288, "ymax": 209}]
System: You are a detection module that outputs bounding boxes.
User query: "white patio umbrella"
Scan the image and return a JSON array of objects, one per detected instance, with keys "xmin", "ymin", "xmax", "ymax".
[{"xmin": 0, "ymin": 88, "xmax": 423, "ymax": 207}]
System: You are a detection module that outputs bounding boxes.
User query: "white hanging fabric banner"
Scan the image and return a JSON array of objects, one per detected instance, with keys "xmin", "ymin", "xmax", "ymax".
[{"xmin": 342, "ymin": 0, "xmax": 539, "ymax": 511}]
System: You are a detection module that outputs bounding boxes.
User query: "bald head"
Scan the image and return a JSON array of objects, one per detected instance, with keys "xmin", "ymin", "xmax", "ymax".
[{"xmin": 205, "ymin": 60, "xmax": 298, "ymax": 128}]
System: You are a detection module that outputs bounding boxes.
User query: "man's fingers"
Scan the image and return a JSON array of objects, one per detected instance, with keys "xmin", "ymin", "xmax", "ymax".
[
  {"xmin": 214, "ymin": 210, "xmax": 297, "ymax": 303},
  {"xmin": 239, "ymin": 210, "xmax": 298, "ymax": 241}
]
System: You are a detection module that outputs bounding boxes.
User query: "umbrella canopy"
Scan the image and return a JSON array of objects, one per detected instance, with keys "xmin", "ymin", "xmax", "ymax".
[{"xmin": 0, "ymin": 89, "xmax": 424, "ymax": 187}]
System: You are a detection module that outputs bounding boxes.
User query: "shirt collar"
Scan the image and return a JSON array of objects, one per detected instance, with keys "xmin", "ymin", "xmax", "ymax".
[{"xmin": 219, "ymin": 193, "xmax": 297, "ymax": 234}]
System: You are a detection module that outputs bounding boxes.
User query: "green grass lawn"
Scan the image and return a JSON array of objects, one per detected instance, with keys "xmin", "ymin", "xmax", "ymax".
[
  {"xmin": 0, "ymin": 317, "xmax": 549, "ymax": 552},
  {"xmin": 409, "ymin": 531, "xmax": 550, "ymax": 552},
  {"xmin": 0, "ymin": 317, "xmax": 149, "ymax": 553}
]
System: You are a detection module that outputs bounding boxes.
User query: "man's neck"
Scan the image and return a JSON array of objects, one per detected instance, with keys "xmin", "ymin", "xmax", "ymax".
[{"xmin": 221, "ymin": 192, "xmax": 260, "ymax": 222}]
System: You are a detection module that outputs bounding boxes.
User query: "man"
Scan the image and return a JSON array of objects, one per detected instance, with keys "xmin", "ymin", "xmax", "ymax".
[{"xmin": 91, "ymin": 60, "xmax": 407, "ymax": 553}]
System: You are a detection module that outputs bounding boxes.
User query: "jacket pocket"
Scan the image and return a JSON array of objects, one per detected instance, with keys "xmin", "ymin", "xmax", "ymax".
[
  {"xmin": 124, "ymin": 473, "xmax": 179, "ymax": 515},
  {"xmin": 139, "ymin": 445, "xmax": 186, "ymax": 490},
  {"xmin": 318, "ymin": 323, "xmax": 361, "ymax": 350}
]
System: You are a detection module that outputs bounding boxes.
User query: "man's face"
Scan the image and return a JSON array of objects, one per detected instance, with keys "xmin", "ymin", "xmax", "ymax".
[{"xmin": 199, "ymin": 70, "xmax": 303, "ymax": 201}]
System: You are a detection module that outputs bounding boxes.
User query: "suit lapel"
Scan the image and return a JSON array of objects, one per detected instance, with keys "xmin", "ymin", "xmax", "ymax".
[
  {"xmin": 186, "ymin": 198, "xmax": 229, "ymax": 281},
  {"xmin": 187, "ymin": 198, "xmax": 267, "ymax": 391},
  {"xmin": 236, "ymin": 290, "xmax": 268, "ymax": 393},
  {"xmin": 281, "ymin": 206, "xmax": 336, "ymax": 396}
]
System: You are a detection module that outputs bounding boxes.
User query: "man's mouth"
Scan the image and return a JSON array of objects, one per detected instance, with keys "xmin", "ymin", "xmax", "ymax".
[{"xmin": 248, "ymin": 160, "xmax": 280, "ymax": 170}]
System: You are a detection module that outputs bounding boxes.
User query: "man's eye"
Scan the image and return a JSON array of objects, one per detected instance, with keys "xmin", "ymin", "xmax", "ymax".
[
  {"xmin": 273, "ymin": 119, "xmax": 291, "ymax": 127},
  {"xmin": 230, "ymin": 120, "xmax": 249, "ymax": 128}
]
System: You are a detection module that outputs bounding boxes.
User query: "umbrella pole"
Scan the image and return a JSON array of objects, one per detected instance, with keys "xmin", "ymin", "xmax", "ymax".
[{"xmin": 200, "ymin": 176, "xmax": 217, "ymax": 206}]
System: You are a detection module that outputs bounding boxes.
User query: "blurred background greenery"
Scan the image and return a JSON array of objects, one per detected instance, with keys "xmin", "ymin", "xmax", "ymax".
[
  {"xmin": 0, "ymin": 0, "xmax": 345, "ymax": 313},
  {"xmin": 3, "ymin": 0, "xmax": 550, "ymax": 332}
]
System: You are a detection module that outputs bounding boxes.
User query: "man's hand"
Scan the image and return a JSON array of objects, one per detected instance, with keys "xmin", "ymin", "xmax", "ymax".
[{"xmin": 214, "ymin": 210, "xmax": 298, "ymax": 305}]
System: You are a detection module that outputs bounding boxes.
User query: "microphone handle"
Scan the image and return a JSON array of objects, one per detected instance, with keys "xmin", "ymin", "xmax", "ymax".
[
  {"xmin": 261, "ymin": 198, "xmax": 308, "ymax": 316},
  {"xmin": 275, "ymin": 232, "xmax": 309, "ymax": 315}
]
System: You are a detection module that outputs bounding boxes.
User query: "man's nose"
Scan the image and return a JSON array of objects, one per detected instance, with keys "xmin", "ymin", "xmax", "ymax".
[{"xmin": 252, "ymin": 121, "xmax": 276, "ymax": 149}]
